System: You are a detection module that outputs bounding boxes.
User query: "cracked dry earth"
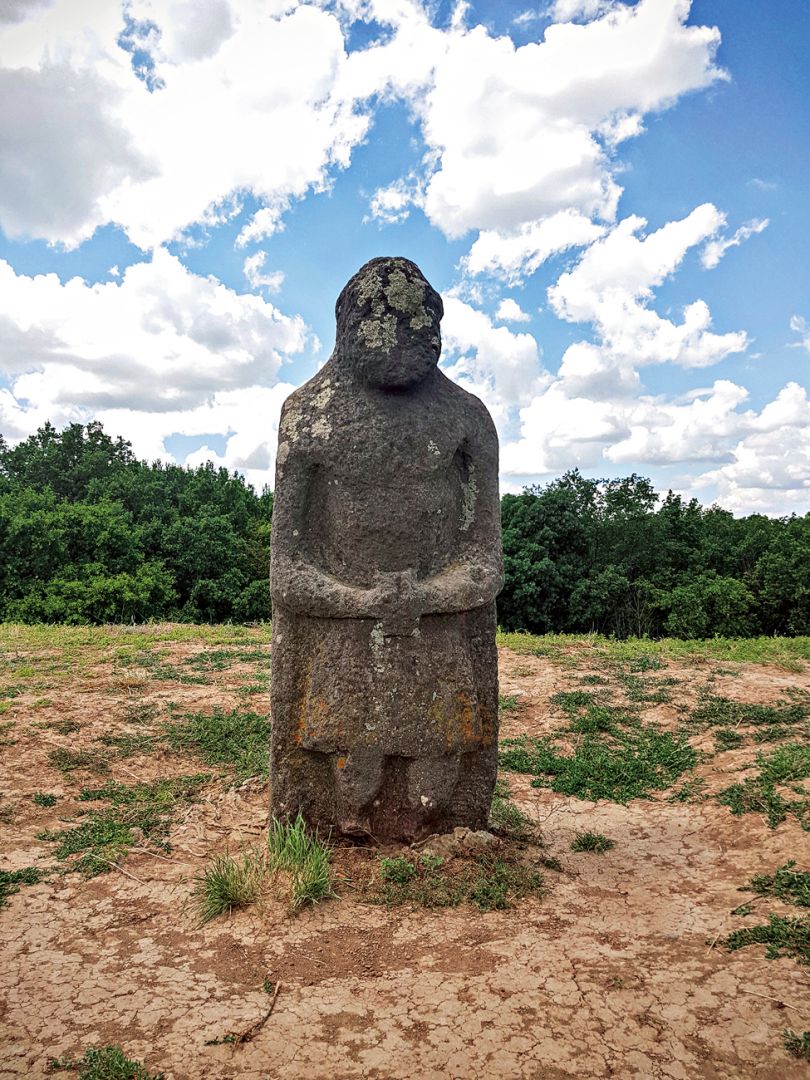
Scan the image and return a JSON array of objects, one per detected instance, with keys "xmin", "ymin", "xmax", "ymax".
[{"xmin": 1, "ymin": 626, "xmax": 809, "ymax": 1079}]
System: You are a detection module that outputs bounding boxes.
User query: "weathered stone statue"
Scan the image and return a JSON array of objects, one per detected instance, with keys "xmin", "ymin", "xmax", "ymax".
[{"xmin": 270, "ymin": 256, "xmax": 503, "ymax": 841}]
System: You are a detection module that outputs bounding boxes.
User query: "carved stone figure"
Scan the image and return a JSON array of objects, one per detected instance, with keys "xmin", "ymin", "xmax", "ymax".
[{"xmin": 270, "ymin": 256, "xmax": 503, "ymax": 841}]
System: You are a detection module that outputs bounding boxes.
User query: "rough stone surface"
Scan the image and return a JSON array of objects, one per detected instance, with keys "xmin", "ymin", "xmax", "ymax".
[{"xmin": 269, "ymin": 256, "xmax": 503, "ymax": 841}]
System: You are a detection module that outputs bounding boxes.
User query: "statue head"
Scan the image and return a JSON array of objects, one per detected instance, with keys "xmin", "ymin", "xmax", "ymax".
[{"xmin": 334, "ymin": 256, "xmax": 444, "ymax": 390}]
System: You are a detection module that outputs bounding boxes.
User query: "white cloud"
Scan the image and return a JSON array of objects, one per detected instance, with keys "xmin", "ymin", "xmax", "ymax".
[
  {"xmin": 0, "ymin": 0, "xmax": 53, "ymax": 26},
  {"xmin": 550, "ymin": 0, "xmax": 613, "ymax": 21},
  {"xmin": 548, "ymin": 205, "xmax": 748, "ymax": 373},
  {"xmin": 495, "ymin": 298, "xmax": 531, "ymax": 323},
  {"xmin": 790, "ymin": 314, "xmax": 810, "ymax": 353},
  {"xmin": 440, "ymin": 294, "xmax": 547, "ymax": 425},
  {"xmin": 0, "ymin": 1, "xmax": 371, "ymax": 248},
  {"xmin": 694, "ymin": 383, "xmax": 810, "ymax": 515},
  {"xmin": 417, "ymin": 0, "xmax": 724, "ymax": 246},
  {"xmin": 700, "ymin": 217, "xmax": 768, "ymax": 270},
  {"xmin": 366, "ymin": 173, "xmax": 425, "ymax": 225},
  {"xmin": 0, "ymin": 62, "xmax": 152, "ymax": 246},
  {"xmin": 0, "ymin": 0, "xmax": 727, "ymax": 258},
  {"xmin": 0, "ymin": 250, "xmax": 307, "ymax": 484},
  {"xmin": 243, "ymin": 251, "xmax": 285, "ymax": 293},
  {"xmin": 463, "ymin": 209, "xmax": 605, "ymax": 284}
]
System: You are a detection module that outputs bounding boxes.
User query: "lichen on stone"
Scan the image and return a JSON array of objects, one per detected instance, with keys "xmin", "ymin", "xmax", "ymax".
[
  {"xmin": 355, "ymin": 266, "xmax": 383, "ymax": 308},
  {"xmin": 357, "ymin": 313, "xmax": 397, "ymax": 352},
  {"xmin": 460, "ymin": 463, "xmax": 478, "ymax": 532},
  {"xmin": 384, "ymin": 268, "xmax": 431, "ymax": 330}
]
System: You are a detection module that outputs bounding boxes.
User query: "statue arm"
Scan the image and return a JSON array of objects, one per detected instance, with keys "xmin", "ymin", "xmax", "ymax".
[
  {"xmin": 270, "ymin": 407, "xmax": 385, "ymax": 620},
  {"xmin": 419, "ymin": 410, "xmax": 504, "ymax": 616}
]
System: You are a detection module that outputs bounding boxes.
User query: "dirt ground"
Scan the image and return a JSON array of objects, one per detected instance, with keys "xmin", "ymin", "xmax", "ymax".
[{"xmin": 0, "ymin": 627, "xmax": 808, "ymax": 1079}]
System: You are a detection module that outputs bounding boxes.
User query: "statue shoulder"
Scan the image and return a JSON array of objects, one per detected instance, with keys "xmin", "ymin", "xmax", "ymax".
[
  {"xmin": 433, "ymin": 371, "xmax": 497, "ymax": 442},
  {"xmin": 278, "ymin": 367, "xmax": 342, "ymax": 447}
]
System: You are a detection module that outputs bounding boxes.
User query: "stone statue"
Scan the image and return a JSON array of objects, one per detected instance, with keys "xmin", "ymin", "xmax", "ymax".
[{"xmin": 270, "ymin": 256, "xmax": 503, "ymax": 841}]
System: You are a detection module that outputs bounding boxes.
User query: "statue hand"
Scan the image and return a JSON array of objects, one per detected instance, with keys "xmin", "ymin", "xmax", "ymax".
[{"xmin": 371, "ymin": 570, "xmax": 421, "ymax": 636}]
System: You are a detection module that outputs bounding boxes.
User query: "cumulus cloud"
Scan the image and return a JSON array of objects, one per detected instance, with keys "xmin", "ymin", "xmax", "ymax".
[
  {"xmin": 463, "ymin": 209, "xmax": 605, "ymax": 284},
  {"xmin": 366, "ymin": 174, "xmax": 425, "ymax": 225},
  {"xmin": 700, "ymin": 217, "xmax": 768, "ymax": 270},
  {"xmin": 495, "ymin": 298, "xmax": 531, "ymax": 323},
  {"xmin": 0, "ymin": 63, "xmax": 151, "ymax": 246},
  {"xmin": 496, "ymin": 204, "xmax": 759, "ymax": 483},
  {"xmin": 548, "ymin": 205, "xmax": 748, "ymax": 376},
  {"xmin": 0, "ymin": 1, "xmax": 370, "ymax": 248},
  {"xmin": 693, "ymin": 383, "xmax": 810, "ymax": 515},
  {"xmin": 790, "ymin": 314, "xmax": 810, "ymax": 353},
  {"xmin": 0, "ymin": 0, "xmax": 726, "ymax": 259},
  {"xmin": 417, "ymin": 0, "xmax": 725, "ymax": 254},
  {"xmin": 440, "ymin": 294, "xmax": 548, "ymax": 425},
  {"xmin": 243, "ymin": 251, "xmax": 285, "ymax": 293},
  {"xmin": 0, "ymin": 0, "xmax": 53, "ymax": 25},
  {"xmin": 0, "ymin": 251, "xmax": 307, "ymax": 482}
]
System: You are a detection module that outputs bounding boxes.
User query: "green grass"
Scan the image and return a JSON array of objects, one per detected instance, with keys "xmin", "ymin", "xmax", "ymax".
[
  {"xmin": 617, "ymin": 672, "xmax": 671, "ymax": 705},
  {"xmin": 0, "ymin": 720, "xmax": 16, "ymax": 745},
  {"xmin": 550, "ymin": 690, "xmax": 600, "ymax": 713},
  {"xmin": 373, "ymin": 851, "xmax": 545, "ymax": 911},
  {"xmin": 489, "ymin": 780, "xmax": 534, "ymax": 840},
  {"xmin": 47, "ymin": 1045, "xmax": 164, "ymax": 1079},
  {"xmin": 747, "ymin": 862, "xmax": 810, "ymax": 907},
  {"xmin": 183, "ymin": 648, "xmax": 269, "ymax": 672},
  {"xmin": 48, "ymin": 747, "xmax": 110, "ymax": 776},
  {"xmin": 714, "ymin": 729, "xmax": 745, "ymax": 751},
  {"xmin": 118, "ymin": 650, "xmax": 209, "ymax": 685},
  {"xmin": 162, "ymin": 707, "xmax": 270, "ymax": 780},
  {"xmin": 97, "ymin": 733, "xmax": 156, "ymax": 758},
  {"xmin": 267, "ymin": 814, "xmax": 333, "ymax": 911},
  {"xmin": 0, "ymin": 866, "xmax": 47, "ymax": 908},
  {"xmin": 33, "ymin": 792, "xmax": 58, "ymax": 807},
  {"xmin": 498, "ymin": 693, "xmax": 519, "ymax": 713},
  {"xmin": 571, "ymin": 831, "xmax": 615, "ymax": 854},
  {"xmin": 691, "ymin": 694, "xmax": 809, "ymax": 730},
  {"xmin": 496, "ymin": 631, "xmax": 810, "ymax": 671},
  {"xmin": 668, "ymin": 777, "xmax": 707, "ymax": 803},
  {"xmin": 39, "ymin": 776, "xmax": 208, "ymax": 876},
  {"xmin": 0, "ymin": 622, "xmax": 269, "ymax": 652},
  {"xmin": 725, "ymin": 913, "xmax": 810, "ymax": 966},
  {"xmin": 193, "ymin": 815, "xmax": 333, "ymax": 920},
  {"xmin": 191, "ymin": 850, "xmax": 266, "ymax": 924},
  {"xmin": 717, "ymin": 743, "xmax": 810, "ymax": 828},
  {"xmin": 783, "ymin": 1030, "xmax": 810, "ymax": 1062},
  {"xmin": 499, "ymin": 721, "xmax": 697, "ymax": 803}
]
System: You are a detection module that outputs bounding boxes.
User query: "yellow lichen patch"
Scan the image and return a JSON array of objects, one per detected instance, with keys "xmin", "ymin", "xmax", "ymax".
[
  {"xmin": 357, "ymin": 313, "xmax": 397, "ymax": 352},
  {"xmin": 384, "ymin": 268, "xmax": 431, "ymax": 330}
]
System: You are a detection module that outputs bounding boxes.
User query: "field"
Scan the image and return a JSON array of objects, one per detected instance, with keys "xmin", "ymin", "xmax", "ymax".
[{"xmin": 1, "ymin": 624, "xmax": 809, "ymax": 1080}]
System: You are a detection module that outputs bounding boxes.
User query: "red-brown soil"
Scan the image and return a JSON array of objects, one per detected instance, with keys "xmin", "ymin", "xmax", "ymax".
[{"xmin": 0, "ymin": 628, "xmax": 808, "ymax": 1079}]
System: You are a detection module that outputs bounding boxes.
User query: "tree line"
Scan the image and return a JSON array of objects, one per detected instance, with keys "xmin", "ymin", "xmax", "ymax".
[{"xmin": 1, "ymin": 422, "xmax": 807, "ymax": 637}]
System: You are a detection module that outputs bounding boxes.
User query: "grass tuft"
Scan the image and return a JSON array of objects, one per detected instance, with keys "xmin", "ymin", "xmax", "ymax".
[
  {"xmin": 747, "ymin": 862, "xmax": 810, "ymax": 908},
  {"xmin": 783, "ymin": 1030, "xmax": 810, "ymax": 1062},
  {"xmin": 33, "ymin": 792, "xmax": 58, "ymax": 807},
  {"xmin": 717, "ymin": 743, "xmax": 810, "ymax": 829},
  {"xmin": 372, "ymin": 851, "xmax": 544, "ymax": 911},
  {"xmin": 570, "ymin": 831, "xmax": 615, "ymax": 854},
  {"xmin": 191, "ymin": 850, "xmax": 266, "ymax": 925},
  {"xmin": 47, "ymin": 1045, "xmax": 164, "ymax": 1078},
  {"xmin": 39, "ymin": 776, "xmax": 208, "ymax": 876},
  {"xmin": 725, "ymin": 914, "xmax": 810, "ymax": 967},
  {"xmin": 0, "ymin": 866, "xmax": 46, "ymax": 908},
  {"xmin": 267, "ymin": 814, "xmax": 333, "ymax": 911}
]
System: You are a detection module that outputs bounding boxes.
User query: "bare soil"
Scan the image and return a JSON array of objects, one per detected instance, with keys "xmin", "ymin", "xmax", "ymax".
[{"xmin": 1, "ymin": 630, "xmax": 809, "ymax": 1079}]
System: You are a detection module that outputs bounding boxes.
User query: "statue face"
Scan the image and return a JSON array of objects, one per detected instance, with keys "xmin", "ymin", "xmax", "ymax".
[{"xmin": 335, "ymin": 258, "xmax": 443, "ymax": 391}]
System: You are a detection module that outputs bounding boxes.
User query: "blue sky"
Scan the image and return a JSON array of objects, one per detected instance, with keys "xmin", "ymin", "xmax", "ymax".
[{"xmin": 0, "ymin": 0, "xmax": 808, "ymax": 514}]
